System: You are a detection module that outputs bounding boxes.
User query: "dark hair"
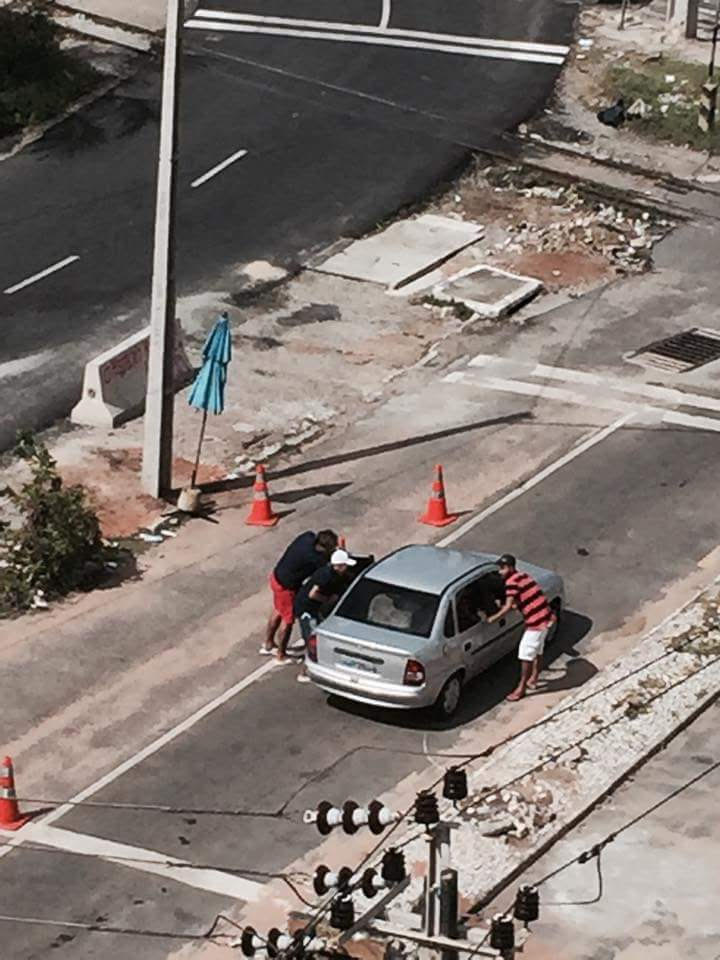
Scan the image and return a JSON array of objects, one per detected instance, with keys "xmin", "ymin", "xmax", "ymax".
[
  {"xmin": 497, "ymin": 553, "xmax": 516, "ymax": 569},
  {"xmin": 316, "ymin": 530, "xmax": 339, "ymax": 554}
]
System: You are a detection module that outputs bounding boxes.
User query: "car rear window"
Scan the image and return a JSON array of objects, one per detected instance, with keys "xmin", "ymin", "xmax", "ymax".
[{"xmin": 336, "ymin": 577, "xmax": 440, "ymax": 638}]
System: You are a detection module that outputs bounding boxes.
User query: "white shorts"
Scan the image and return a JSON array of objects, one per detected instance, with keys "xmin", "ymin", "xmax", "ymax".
[{"xmin": 518, "ymin": 626, "xmax": 551, "ymax": 662}]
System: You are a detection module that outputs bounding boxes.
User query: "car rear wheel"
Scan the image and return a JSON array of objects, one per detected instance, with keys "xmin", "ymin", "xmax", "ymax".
[{"xmin": 434, "ymin": 673, "xmax": 463, "ymax": 720}]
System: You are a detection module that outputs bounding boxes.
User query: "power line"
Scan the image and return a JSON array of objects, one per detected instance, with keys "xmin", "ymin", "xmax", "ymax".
[
  {"xmin": 0, "ymin": 910, "xmax": 241, "ymax": 942},
  {"xmin": 533, "ymin": 756, "xmax": 720, "ymax": 891},
  {"xmin": 0, "ymin": 840, "xmax": 315, "ymax": 906}
]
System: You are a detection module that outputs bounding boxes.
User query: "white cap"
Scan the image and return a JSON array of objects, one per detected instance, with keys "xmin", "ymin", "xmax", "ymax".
[{"xmin": 331, "ymin": 549, "xmax": 357, "ymax": 567}]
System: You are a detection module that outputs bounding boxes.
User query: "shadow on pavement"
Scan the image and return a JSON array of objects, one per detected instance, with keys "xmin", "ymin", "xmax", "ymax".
[
  {"xmin": 325, "ymin": 610, "xmax": 594, "ymax": 733},
  {"xmin": 186, "ymin": 411, "xmax": 532, "ymax": 497}
]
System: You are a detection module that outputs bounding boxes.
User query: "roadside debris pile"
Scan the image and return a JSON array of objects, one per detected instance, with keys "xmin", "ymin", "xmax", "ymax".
[
  {"xmin": 226, "ymin": 415, "xmax": 329, "ymax": 479},
  {"xmin": 482, "ymin": 166, "xmax": 669, "ymax": 273},
  {"xmin": 459, "ymin": 781, "xmax": 559, "ymax": 842}
]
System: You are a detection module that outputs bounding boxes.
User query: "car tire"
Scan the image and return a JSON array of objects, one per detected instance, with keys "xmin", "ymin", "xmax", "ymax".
[{"xmin": 434, "ymin": 673, "xmax": 463, "ymax": 720}]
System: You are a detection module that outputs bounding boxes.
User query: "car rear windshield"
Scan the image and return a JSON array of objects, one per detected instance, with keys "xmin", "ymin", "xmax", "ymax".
[{"xmin": 336, "ymin": 577, "xmax": 440, "ymax": 638}]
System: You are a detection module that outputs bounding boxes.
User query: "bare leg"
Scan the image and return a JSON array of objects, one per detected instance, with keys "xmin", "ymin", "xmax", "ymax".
[
  {"xmin": 275, "ymin": 622, "xmax": 293, "ymax": 660},
  {"xmin": 263, "ymin": 611, "xmax": 281, "ymax": 652},
  {"xmin": 527, "ymin": 655, "xmax": 542, "ymax": 688},
  {"xmin": 507, "ymin": 661, "xmax": 533, "ymax": 701}
]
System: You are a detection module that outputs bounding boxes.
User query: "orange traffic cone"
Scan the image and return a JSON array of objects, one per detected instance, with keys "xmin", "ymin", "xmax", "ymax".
[
  {"xmin": 0, "ymin": 757, "xmax": 30, "ymax": 831},
  {"xmin": 245, "ymin": 465, "xmax": 279, "ymax": 527},
  {"xmin": 419, "ymin": 464, "xmax": 458, "ymax": 527}
]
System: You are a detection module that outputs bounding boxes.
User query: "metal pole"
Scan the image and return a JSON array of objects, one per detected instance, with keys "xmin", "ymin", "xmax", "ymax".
[
  {"xmin": 619, "ymin": 0, "xmax": 629, "ymax": 30},
  {"xmin": 424, "ymin": 832, "xmax": 438, "ymax": 937},
  {"xmin": 439, "ymin": 869, "xmax": 459, "ymax": 960},
  {"xmin": 141, "ymin": 0, "xmax": 183, "ymax": 497},
  {"xmin": 711, "ymin": 23, "xmax": 719, "ymax": 79}
]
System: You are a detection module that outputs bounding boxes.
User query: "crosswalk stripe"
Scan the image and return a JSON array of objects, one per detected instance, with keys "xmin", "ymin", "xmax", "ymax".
[
  {"xmin": 467, "ymin": 353, "xmax": 720, "ymax": 413},
  {"xmin": 187, "ymin": 10, "xmax": 568, "ymax": 65},
  {"xmin": 191, "ymin": 9, "xmax": 569, "ymax": 55},
  {"xmin": 186, "ymin": 20, "xmax": 566, "ymax": 64}
]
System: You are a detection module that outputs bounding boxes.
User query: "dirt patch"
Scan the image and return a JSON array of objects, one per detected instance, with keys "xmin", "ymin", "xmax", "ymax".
[
  {"xmin": 497, "ymin": 249, "xmax": 613, "ymax": 292},
  {"xmin": 60, "ymin": 448, "xmax": 225, "ymax": 538}
]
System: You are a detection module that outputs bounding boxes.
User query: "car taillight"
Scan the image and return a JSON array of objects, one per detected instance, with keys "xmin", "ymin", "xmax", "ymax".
[
  {"xmin": 403, "ymin": 659, "xmax": 425, "ymax": 686},
  {"xmin": 306, "ymin": 634, "xmax": 318, "ymax": 663}
]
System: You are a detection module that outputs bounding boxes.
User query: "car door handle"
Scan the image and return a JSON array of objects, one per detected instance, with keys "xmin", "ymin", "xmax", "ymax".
[{"xmin": 464, "ymin": 642, "xmax": 472, "ymax": 651}]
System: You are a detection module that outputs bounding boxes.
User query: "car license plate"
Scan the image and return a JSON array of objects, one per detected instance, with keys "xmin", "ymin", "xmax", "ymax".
[{"xmin": 339, "ymin": 656, "xmax": 376, "ymax": 674}]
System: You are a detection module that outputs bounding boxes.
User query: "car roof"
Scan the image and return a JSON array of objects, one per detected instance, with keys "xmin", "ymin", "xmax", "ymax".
[{"xmin": 365, "ymin": 545, "xmax": 495, "ymax": 595}]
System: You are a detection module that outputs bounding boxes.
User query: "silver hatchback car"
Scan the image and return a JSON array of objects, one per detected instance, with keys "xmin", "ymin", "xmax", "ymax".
[{"xmin": 305, "ymin": 545, "xmax": 564, "ymax": 718}]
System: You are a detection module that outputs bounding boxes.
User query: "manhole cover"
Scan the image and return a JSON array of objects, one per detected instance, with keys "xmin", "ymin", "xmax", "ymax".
[{"xmin": 629, "ymin": 328, "xmax": 720, "ymax": 373}]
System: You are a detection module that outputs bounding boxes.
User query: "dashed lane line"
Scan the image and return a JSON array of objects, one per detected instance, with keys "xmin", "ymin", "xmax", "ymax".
[
  {"xmin": 191, "ymin": 148, "xmax": 248, "ymax": 188},
  {"xmin": 3, "ymin": 256, "xmax": 79, "ymax": 295}
]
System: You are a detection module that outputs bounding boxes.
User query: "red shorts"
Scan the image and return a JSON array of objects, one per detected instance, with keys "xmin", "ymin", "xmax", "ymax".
[{"xmin": 270, "ymin": 572, "xmax": 295, "ymax": 625}]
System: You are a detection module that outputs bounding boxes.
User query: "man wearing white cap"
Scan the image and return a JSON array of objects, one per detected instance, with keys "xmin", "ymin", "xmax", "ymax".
[{"xmin": 294, "ymin": 549, "xmax": 356, "ymax": 683}]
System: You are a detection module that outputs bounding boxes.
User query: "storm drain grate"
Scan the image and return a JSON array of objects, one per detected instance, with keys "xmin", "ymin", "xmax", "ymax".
[{"xmin": 630, "ymin": 328, "xmax": 720, "ymax": 373}]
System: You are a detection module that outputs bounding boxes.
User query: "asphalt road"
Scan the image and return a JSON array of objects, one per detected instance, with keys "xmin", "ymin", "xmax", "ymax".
[
  {"xmin": 0, "ymin": 0, "xmax": 574, "ymax": 449},
  {"xmin": 3, "ymin": 413, "xmax": 720, "ymax": 959}
]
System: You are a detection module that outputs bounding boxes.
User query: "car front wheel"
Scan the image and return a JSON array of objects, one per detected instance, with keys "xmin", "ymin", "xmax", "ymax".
[{"xmin": 434, "ymin": 673, "xmax": 463, "ymax": 720}]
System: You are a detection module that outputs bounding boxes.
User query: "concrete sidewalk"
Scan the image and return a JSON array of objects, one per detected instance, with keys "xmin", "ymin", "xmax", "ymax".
[
  {"xmin": 505, "ymin": 701, "xmax": 720, "ymax": 958},
  {"xmin": 52, "ymin": 0, "xmax": 166, "ymax": 33}
]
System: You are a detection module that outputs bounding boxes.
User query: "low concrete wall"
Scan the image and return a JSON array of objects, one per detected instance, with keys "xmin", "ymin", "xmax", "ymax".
[{"xmin": 71, "ymin": 321, "xmax": 194, "ymax": 428}]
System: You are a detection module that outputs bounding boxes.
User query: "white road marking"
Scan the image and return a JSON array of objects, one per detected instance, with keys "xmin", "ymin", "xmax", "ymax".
[
  {"xmin": 191, "ymin": 148, "xmax": 248, "ymax": 188},
  {"xmin": 36, "ymin": 660, "xmax": 276, "ymax": 829},
  {"xmin": 379, "ymin": 0, "xmax": 391, "ymax": 30},
  {"xmin": 467, "ymin": 354, "xmax": 720, "ymax": 414},
  {"xmin": 445, "ymin": 371, "xmax": 641, "ymax": 415},
  {"xmin": 661, "ymin": 409, "xmax": 720, "ymax": 433},
  {"xmin": 438, "ymin": 413, "xmax": 635, "ymax": 548},
  {"xmin": 18, "ymin": 823, "xmax": 263, "ymax": 901},
  {"xmin": 192, "ymin": 10, "xmax": 569, "ymax": 55},
  {"xmin": 186, "ymin": 18, "xmax": 567, "ymax": 65},
  {"xmin": 3, "ymin": 256, "xmax": 79, "ymax": 295}
]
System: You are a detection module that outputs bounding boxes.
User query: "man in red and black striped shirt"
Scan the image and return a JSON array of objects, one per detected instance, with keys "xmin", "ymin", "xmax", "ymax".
[{"xmin": 488, "ymin": 553, "xmax": 556, "ymax": 702}]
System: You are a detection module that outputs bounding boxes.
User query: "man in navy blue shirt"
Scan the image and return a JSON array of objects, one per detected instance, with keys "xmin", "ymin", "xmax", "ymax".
[{"xmin": 263, "ymin": 529, "xmax": 337, "ymax": 661}]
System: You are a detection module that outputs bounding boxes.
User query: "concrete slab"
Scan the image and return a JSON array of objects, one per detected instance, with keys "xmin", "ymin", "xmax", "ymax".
[
  {"xmin": 432, "ymin": 264, "xmax": 543, "ymax": 318},
  {"xmin": 314, "ymin": 214, "xmax": 483, "ymax": 289},
  {"xmin": 52, "ymin": 0, "xmax": 167, "ymax": 33}
]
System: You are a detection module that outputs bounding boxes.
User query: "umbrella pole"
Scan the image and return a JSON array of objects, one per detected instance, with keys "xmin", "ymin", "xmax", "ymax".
[{"xmin": 190, "ymin": 409, "xmax": 209, "ymax": 488}]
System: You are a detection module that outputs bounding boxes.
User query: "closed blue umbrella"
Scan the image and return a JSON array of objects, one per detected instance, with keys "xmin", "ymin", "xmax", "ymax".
[{"xmin": 188, "ymin": 312, "xmax": 232, "ymax": 486}]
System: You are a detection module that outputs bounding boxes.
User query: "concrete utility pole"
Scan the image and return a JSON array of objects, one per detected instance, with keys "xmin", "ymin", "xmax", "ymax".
[
  {"xmin": 668, "ymin": 0, "xmax": 700, "ymax": 38},
  {"xmin": 141, "ymin": 0, "xmax": 184, "ymax": 497}
]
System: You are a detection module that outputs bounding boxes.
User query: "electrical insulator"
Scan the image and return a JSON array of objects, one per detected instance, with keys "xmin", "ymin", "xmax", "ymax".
[
  {"xmin": 313, "ymin": 864, "xmax": 353, "ymax": 896},
  {"xmin": 240, "ymin": 926, "xmax": 264, "ymax": 958},
  {"xmin": 513, "ymin": 884, "xmax": 539, "ymax": 924},
  {"xmin": 442, "ymin": 767, "xmax": 468, "ymax": 802},
  {"xmin": 304, "ymin": 800, "xmax": 343, "ymax": 835},
  {"xmin": 489, "ymin": 914, "xmax": 515, "ymax": 952},
  {"xmin": 330, "ymin": 896, "xmax": 355, "ymax": 931},
  {"xmin": 342, "ymin": 800, "xmax": 365, "ymax": 834},
  {"xmin": 367, "ymin": 799, "xmax": 396, "ymax": 835},
  {"xmin": 414, "ymin": 790, "xmax": 440, "ymax": 825},
  {"xmin": 361, "ymin": 867, "xmax": 386, "ymax": 899},
  {"xmin": 381, "ymin": 848, "xmax": 407, "ymax": 885},
  {"xmin": 267, "ymin": 928, "xmax": 294, "ymax": 958}
]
